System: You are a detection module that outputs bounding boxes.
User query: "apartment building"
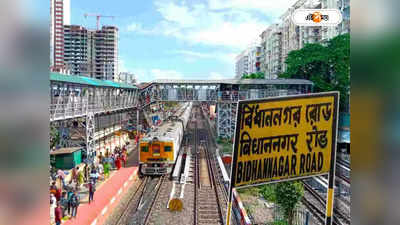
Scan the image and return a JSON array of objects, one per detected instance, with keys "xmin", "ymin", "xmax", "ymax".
[
  {"xmin": 63, "ymin": 25, "xmax": 119, "ymax": 80},
  {"xmin": 117, "ymin": 72, "xmax": 136, "ymax": 84},
  {"xmin": 234, "ymin": 45, "xmax": 262, "ymax": 79},
  {"xmin": 64, "ymin": 25, "xmax": 89, "ymax": 75},
  {"xmin": 280, "ymin": 0, "xmax": 324, "ymax": 72},
  {"xmin": 262, "ymin": 0, "xmax": 349, "ymax": 75},
  {"xmin": 248, "ymin": 46, "xmax": 262, "ymax": 75},
  {"xmin": 321, "ymin": 0, "xmax": 350, "ymax": 42},
  {"xmin": 235, "ymin": 50, "xmax": 249, "ymax": 79},
  {"xmin": 50, "ymin": 0, "xmax": 70, "ymax": 72},
  {"xmin": 92, "ymin": 26, "xmax": 119, "ymax": 80},
  {"xmin": 260, "ymin": 24, "xmax": 282, "ymax": 79}
]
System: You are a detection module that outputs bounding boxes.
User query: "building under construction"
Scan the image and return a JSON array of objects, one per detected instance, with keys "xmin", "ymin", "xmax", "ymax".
[{"xmin": 64, "ymin": 25, "xmax": 119, "ymax": 80}]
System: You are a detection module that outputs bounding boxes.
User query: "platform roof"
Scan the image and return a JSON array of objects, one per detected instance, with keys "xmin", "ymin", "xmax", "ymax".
[
  {"xmin": 50, "ymin": 147, "xmax": 82, "ymax": 155},
  {"xmin": 50, "ymin": 72, "xmax": 138, "ymax": 89}
]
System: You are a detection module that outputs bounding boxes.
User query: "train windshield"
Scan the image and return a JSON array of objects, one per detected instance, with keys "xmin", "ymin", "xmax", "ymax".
[{"xmin": 152, "ymin": 144, "xmax": 160, "ymax": 156}]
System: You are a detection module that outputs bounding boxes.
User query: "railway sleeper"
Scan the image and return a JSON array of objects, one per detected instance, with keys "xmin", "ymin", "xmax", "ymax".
[
  {"xmin": 198, "ymin": 218, "xmax": 222, "ymax": 224},
  {"xmin": 199, "ymin": 206, "xmax": 219, "ymax": 210}
]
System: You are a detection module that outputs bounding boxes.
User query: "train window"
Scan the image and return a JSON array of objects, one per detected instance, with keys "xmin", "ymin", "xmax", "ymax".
[
  {"xmin": 164, "ymin": 146, "xmax": 172, "ymax": 152},
  {"xmin": 141, "ymin": 146, "xmax": 149, "ymax": 152}
]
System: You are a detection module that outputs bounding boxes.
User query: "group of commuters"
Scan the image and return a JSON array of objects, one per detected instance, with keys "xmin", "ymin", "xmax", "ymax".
[{"xmin": 50, "ymin": 143, "xmax": 130, "ymax": 225}]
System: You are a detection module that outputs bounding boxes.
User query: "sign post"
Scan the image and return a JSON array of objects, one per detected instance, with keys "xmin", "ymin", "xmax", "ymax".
[{"xmin": 225, "ymin": 92, "xmax": 339, "ymax": 225}]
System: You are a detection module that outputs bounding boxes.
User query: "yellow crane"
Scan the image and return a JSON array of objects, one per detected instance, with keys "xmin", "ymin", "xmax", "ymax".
[{"xmin": 84, "ymin": 13, "xmax": 115, "ymax": 30}]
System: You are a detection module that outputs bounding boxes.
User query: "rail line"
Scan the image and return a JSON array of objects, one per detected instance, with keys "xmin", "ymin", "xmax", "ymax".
[
  {"xmin": 114, "ymin": 176, "xmax": 165, "ymax": 225},
  {"xmin": 114, "ymin": 177, "xmax": 148, "ymax": 225},
  {"xmin": 143, "ymin": 176, "xmax": 166, "ymax": 225},
  {"xmin": 193, "ymin": 105, "xmax": 226, "ymax": 225},
  {"xmin": 302, "ymin": 181, "xmax": 350, "ymax": 225}
]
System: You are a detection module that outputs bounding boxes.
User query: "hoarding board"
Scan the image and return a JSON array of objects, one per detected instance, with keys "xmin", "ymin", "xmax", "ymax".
[{"xmin": 230, "ymin": 92, "xmax": 339, "ymax": 188}]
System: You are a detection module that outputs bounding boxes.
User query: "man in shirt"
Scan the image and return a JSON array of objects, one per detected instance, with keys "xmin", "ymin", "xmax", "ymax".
[{"xmin": 54, "ymin": 202, "xmax": 62, "ymax": 225}]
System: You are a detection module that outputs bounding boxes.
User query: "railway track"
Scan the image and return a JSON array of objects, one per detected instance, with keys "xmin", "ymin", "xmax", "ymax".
[
  {"xmin": 114, "ymin": 177, "xmax": 148, "ymax": 225},
  {"xmin": 114, "ymin": 176, "xmax": 165, "ymax": 225},
  {"xmin": 193, "ymin": 106, "xmax": 226, "ymax": 225},
  {"xmin": 302, "ymin": 181, "xmax": 350, "ymax": 225},
  {"xmin": 116, "ymin": 104, "xmax": 235, "ymax": 225}
]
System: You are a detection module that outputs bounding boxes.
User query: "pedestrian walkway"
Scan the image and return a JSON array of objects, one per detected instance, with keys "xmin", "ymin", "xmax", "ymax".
[{"xmin": 62, "ymin": 166, "xmax": 138, "ymax": 225}]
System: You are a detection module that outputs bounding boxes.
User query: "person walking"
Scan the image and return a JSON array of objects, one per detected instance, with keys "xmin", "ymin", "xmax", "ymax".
[
  {"xmin": 77, "ymin": 169, "xmax": 84, "ymax": 187},
  {"xmin": 88, "ymin": 181, "xmax": 95, "ymax": 204},
  {"xmin": 59, "ymin": 192, "xmax": 68, "ymax": 218},
  {"xmin": 90, "ymin": 167, "xmax": 98, "ymax": 185},
  {"xmin": 57, "ymin": 169, "xmax": 66, "ymax": 189},
  {"xmin": 98, "ymin": 152, "xmax": 104, "ymax": 165},
  {"xmin": 50, "ymin": 181, "xmax": 57, "ymax": 195},
  {"xmin": 54, "ymin": 202, "xmax": 63, "ymax": 225},
  {"xmin": 71, "ymin": 166, "xmax": 78, "ymax": 183},
  {"xmin": 55, "ymin": 186, "xmax": 62, "ymax": 202},
  {"xmin": 115, "ymin": 154, "xmax": 121, "ymax": 170},
  {"xmin": 67, "ymin": 189, "xmax": 74, "ymax": 215},
  {"xmin": 83, "ymin": 163, "xmax": 89, "ymax": 183},
  {"xmin": 122, "ymin": 151, "xmax": 127, "ymax": 167},
  {"xmin": 103, "ymin": 161, "xmax": 110, "ymax": 179},
  {"xmin": 70, "ymin": 190, "xmax": 80, "ymax": 218},
  {"xmin": 50, "ymin": 197, "xmax": 56, "ymax": 224}
]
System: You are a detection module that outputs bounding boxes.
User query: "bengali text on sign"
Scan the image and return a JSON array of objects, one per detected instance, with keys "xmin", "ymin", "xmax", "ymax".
[{"xmin": 231, "ymin": 92, "xmax": 339, "ymax": 188}]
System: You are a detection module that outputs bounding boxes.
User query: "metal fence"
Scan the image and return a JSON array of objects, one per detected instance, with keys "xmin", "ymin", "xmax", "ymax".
[{"xmin": 260, "ymin": 204, "xmax": 321, "ymax": 225}]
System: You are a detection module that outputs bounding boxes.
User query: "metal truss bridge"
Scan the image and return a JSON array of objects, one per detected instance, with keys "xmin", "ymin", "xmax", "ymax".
[{"xmin": 50, "ymin": 72, "xmax": 313, "ymax": 158}]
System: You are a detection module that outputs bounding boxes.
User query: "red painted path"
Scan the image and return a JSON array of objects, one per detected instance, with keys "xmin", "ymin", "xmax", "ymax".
[{"xmin": 63, "ymin": 166, "xmax": 138, "ymax": 225}]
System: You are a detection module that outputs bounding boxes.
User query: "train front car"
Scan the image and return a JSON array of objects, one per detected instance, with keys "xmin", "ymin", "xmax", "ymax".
[{"xmin": 139, "ymin": 102, "xmax": 192, "ymax": 176}]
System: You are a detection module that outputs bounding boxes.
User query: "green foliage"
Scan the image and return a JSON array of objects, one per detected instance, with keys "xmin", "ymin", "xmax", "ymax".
[
  {"xmin": 50, "ymin": 127, "xmax": 60, "ymax": 149},
  {"xmin": 270, "ymin": 220, "xmax": 289, "ymax": 225},
  {"xmin": 222, "ymin": 143, "xmax": 232, "ymax": 153},
  {"xmin": 242, "ymin": 72, "xmax": 265, "ymax": 79},
  {"xmin": 259, "ymin": 184, "xmax": 276, "ymax": 203},
  {"xmin": 280, "ymin": 34, "xmax": 350, "ymax": 112},
  {"xmin": 274, "ymin": 181, "xmax": 304, "ymax": 225},
  {"xmin": 238, "ymin": 186, "xmax": 261, "ymax": 196}
]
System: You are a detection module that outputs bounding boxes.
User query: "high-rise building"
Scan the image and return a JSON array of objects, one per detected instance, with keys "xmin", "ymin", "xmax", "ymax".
[
  {"xmin": 92, "ymin": 26, "xmax": 119, "ymax": 80},
  {"xmin": 50, "ymin": 0, "xmax": 70, "ymax": 72},
  {"xmin": 63, "ymin": 25, "xmax": 119, "ymax": 80},
  {"xmin": 117, "ymin": 72, "xmax": 136, "ymax": 84},
  {"xmin": 235, "ymin": 50, "xmax": 249, "ymax": 79},
  {"xmin": 64, "ymin": 25, "xmax": 90, "ymax": 75},
  {"xmin": 240, "ymin": 0, "xmax": 350, "ymax": 78},
  {"xmin": 261, "ymin": 24, "xmax": 283, "ymax": 79},
  {"xmin": 248, "ymin": 46, "xmax": 262, "ymax": 75},
  {"xmin": 234, "ymin": 45, "xmax": 261, "ymax": 79},
  {"xmin": 321, "ymin": 0, "xmax": 350, "ymax": 42}
]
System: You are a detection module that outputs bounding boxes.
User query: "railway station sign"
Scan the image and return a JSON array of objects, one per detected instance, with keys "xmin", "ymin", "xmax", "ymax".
[{"xmin": 230, "ymin": 92, "xmax": 339, "ymax": 188}]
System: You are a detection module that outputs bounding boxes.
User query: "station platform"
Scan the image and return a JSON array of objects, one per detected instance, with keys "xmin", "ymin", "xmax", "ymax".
[
  {"xmin": 58, "ymin": 145, "xmax": 139, "ymax": 225},
  {"xmin": 62, "ymin": 166, "xmax": 138, "ymax": 225}
]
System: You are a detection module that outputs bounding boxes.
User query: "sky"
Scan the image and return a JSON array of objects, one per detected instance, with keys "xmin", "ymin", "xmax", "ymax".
[{"xmin": 42, "ymin": 0, "xmax": 298, "ymax": 82}]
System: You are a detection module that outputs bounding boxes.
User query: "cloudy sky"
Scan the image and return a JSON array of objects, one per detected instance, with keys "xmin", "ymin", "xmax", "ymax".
[{"xmin": 45, "ymin": 0, "xmax": 298, "ymax": 82}]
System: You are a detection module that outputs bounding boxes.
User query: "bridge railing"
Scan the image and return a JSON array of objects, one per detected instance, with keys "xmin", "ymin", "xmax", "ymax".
[
  {"xmin": 50, "ymin": 100, "xmax": 137, "ymax": 121},
  {"xmin": 139, "ymin": 88, "xmax": 302, "ymax": 107}
]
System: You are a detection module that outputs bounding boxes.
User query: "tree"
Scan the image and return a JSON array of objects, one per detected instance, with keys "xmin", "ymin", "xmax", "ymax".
[
  {"xmin": 50, "ymin": 126, "xmax": 60, "ymax": 149},
  {"xmin": 242, "ymin": 72, "xmax": 264, "ymax": 79},
  {"xmin": 259, "ymin": 184, "xmax": 276, "ymax": 203},
  {"xmin": 274, "ymin": 181, "xmax": 304, "ymax": 225},
  {"xmin": 280, "ymin": 34, "xmax": 350, "ymax": 112}
]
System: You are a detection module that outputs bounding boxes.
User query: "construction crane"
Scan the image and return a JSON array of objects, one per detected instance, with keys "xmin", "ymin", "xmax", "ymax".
[{"xmin": 84, "ymin": 13, "xmax": 115, "ymax": 30}]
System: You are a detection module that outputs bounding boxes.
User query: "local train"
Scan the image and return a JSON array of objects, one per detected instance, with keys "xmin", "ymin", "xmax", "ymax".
[{"xmin": 139, "ymin": 102, "xmax": 192, "ymax": 175}]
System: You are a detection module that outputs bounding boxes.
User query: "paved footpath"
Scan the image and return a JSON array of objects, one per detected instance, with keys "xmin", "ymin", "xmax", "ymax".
[{"xmin": 63, "ymin": 166, "xmax": 138, "ymax": 225}]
